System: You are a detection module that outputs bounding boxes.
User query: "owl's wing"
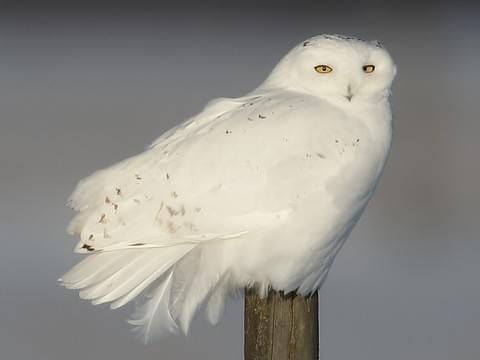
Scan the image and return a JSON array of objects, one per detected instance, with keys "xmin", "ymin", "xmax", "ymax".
[
  {"xmin": 67, "ymin": 95, "xmax": 263, "ymax": 254},
  {"xmin": 68, "ymin": 97, "xmax": 245, "ymax": 213},
  {"xmin": 62, "ymin": 91, "xmax": 297, "ymax": 338},
  {"xmin": 61, "ymin": 90, "xmax": 334, "ymax": 340},
  {"xmin": 67, "ymin": 90, "xmax": 330, "ymax": 254}
]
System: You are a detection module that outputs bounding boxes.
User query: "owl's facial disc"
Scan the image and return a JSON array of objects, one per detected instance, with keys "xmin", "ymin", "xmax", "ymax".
[{"xmin": 266, "ymin": 35, "xmax": 396, "ymax": 104}]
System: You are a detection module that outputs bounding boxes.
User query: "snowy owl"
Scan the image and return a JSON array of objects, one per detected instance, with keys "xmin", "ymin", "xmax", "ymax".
[{"xmin": 60, "ymin": 34, "xmax": 396, "ymax": 342}]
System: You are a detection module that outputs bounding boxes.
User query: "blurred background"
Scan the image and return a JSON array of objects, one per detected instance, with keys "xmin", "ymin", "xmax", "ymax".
[{"xmin": 1, "ymin": 0, "xmax": 479, "ymax": 359}]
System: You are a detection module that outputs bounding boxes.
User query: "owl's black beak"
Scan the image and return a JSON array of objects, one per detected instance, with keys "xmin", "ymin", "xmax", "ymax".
[{"xmin": 345, "ymin": 84, "xmax": 353, "ymax": 102}]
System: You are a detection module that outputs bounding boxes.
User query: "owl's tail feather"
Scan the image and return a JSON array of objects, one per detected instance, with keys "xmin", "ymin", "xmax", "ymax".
[
  {"xmin": 129, "ymin": 244, "xmax": 232, "ymax": 341},
  {"xmin": 60, "ymin": 243, "xmax": 231, "ymax": 343}
]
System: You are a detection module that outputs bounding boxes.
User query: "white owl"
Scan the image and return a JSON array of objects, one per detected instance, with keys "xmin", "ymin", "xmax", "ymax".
[{"xmin": 60, "ymin": 34, "xmax": 397, "ymax": 342}]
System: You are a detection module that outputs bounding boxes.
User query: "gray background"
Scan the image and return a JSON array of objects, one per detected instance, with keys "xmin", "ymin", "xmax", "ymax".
[{"xmin": 1, "ymin": 1, "xmax": 479, "ymax": 359}]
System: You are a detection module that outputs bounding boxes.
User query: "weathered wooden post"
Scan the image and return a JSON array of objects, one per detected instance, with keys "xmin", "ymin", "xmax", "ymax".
[{"xmin": 244, "ymin": 288, "xmax": 319, "ymax": 360}]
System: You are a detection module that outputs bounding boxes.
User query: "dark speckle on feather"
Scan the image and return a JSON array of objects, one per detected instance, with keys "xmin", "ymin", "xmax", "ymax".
[
  {"xmin": 316, "ymin": 152, "xmax": 326, "ymax": 159},
  {"xmin": 88, "ymin": 234, "xmax": 94, "ymax": 240},
  {"xmin": 166, "ymin": 173, "xmax": 170, "ymax": 180},
  {"xmin": 155, "ymin": 203, "xmax": 164, "ymax": 223},
  {"xmin": 130, "ymin": 243, "xmax": 146, "ymax": 247},
  {"xmin": 98, "ymin": 214, "xmax": 107, "ymax": 224},
  {"xmin": 116, "ymin": 188, "xmax": 122, "ymax": 196},
  {"xmin": 226, "ymin": 129, "xmax": 232, "ymax": 134},
  {"xmin": 81, "ymin": 244, "xmax": 95, "ymax": 252},
  {"xmin": 166, "ymin": 206, "xmax": 180, "ymax": 217},
  {"xmin": 258, "ymin": 114, "xmax": 266, "ymax": 119},
  {"xmin": 135, "ymin": 174, "xmax": 142, "ymax": 180}
]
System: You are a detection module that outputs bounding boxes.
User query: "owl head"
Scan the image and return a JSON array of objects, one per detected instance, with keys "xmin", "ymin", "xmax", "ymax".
[{"xmin": 263, "ymin": 34, "xmax": 397, "ymax": 104}]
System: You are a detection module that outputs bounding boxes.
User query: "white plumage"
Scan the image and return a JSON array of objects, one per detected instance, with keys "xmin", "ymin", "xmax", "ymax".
[{"xmin": 60, "ymin": 34, "xmax": 396, "ymax": 342}]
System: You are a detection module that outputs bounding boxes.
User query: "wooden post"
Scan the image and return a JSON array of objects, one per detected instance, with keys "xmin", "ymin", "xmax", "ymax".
[{"xmin": 244, "ymin": 288, "xmax": 319, "ymax": 360}]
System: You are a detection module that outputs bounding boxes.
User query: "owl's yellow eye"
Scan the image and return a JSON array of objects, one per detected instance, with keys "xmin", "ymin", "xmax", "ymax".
[
  {"xmin": 363, "ymin": 64, "xmax": 375, "ymax": 73},
  {"xmin": 314, "ymin": 65, "xmax": 333, "ymax": 74}
]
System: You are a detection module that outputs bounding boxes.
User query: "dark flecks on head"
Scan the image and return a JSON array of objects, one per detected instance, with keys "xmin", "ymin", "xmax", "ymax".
[
  {"xmin": 302, "ymin": 40, "xmax": 311, "ymax": 47},
  {"xmin": 323, "ymin": 34, "xmax": 362, "ymax": 42}
]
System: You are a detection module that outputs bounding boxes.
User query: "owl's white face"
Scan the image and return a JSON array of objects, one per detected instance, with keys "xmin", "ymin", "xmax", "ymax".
[{"xmin": 265, "ymin": 35, "xmax": 397, "ymax": 104}]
